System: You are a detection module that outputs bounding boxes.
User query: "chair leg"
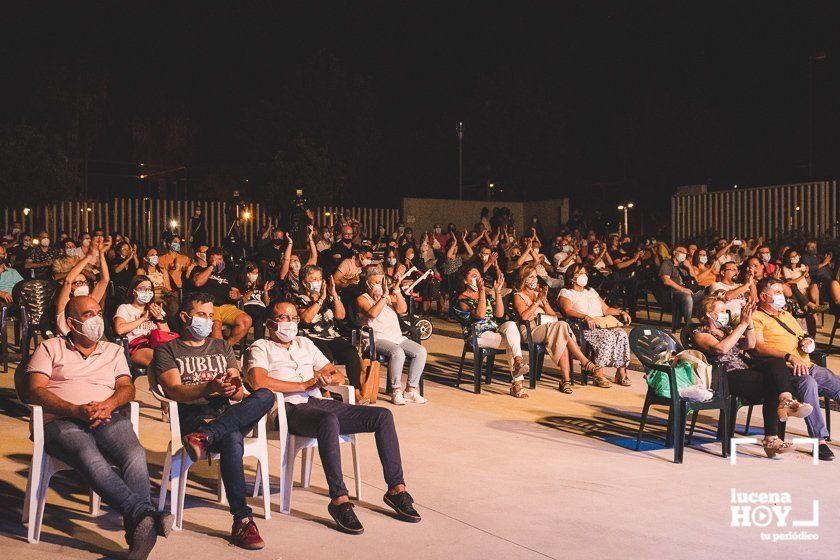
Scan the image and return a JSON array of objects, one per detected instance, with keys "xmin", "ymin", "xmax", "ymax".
[
  {"xmin": 687, "ymin": 410, "xmax": 699, "ymax": 444},
  {"xmin": 174, "ymin": 452, "xmax": 190, "ymax": 531},
  {"xmin": 674, "ymin": 401, "xmax": 687, "ymax": 464},
  {"xmin": 456, "ymin": 345, "xmax": 467, "ymax": 388},
  {"xmin": 473, "ymin": 350, "xmax": 483, "ymax": 394},
  {"xmin": 635, "ymin": 391, "xmax": 654, "ymax": 451},
  {"xmin": 351, "ymin": 438, "xmax": 362, "ymax": 501},
  {"xmin": 728, "ymin": 398, "xmax": 738, "ymax": 440},
  {"xmin": 280, "ymin": 442, "xmax": 297, "ymax": 515},
  {"xmin": 825, "ymin": 396, "xmax": 831, "ymax": 441},
  {"xmin": 89, "ymin": 490, "xmax": 101, "ymax": 516},
  {"xmin": 301, "ymin": 447, "xmax": 314, "ymax": 489},
  {"xmin": 485, "ymin": 354, "xmax": 496, "ymax": 386},
  {"xmin": 743, "ymin": 405, "xmax": 753, "ymax": 435},
  {"xmin": 217, "ymin": 470, "xmax": 227, "ymax": 505},
  {"xmin": 719, "ymin": 405, "xmax": 729, "ymax": 457},
  {"xmin": 665, "ymin": 404, "xmax": 675, "ymax": 447},
  {"xmin": 258, "ymin": 455, "xmax": 271, "ymax": 520},
  {"xmin": 30, "ymin": 458, "xmax": 54, "ymax": 544},
  {"xmin": 158, "ymin": 450, "xmax": 173, "ymax": 511}
]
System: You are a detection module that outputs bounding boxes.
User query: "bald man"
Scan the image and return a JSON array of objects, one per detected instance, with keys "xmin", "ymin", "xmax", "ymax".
[{"xmin": 28, "ymin": 296, "xmax": 168, "ymax": 559}]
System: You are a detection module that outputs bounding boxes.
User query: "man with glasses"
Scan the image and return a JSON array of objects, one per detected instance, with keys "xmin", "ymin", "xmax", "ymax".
[
  {"xmin": 709, "ymin": 262, "xmax": 756, "ymax": 322},
  {"xmin": 150, "ymin": 291, "xmax": 275, "ymax": 549},
  {"xmin": 246, "ymin": 301, "xmax": 421, "ymax": 535},
  {"xmin": 660, "ymin": 245, "xmax": 704, "ymax": 331},
  {"xmin": 28, "ymin": 296, "xmax": 169, "ymax": 559}
]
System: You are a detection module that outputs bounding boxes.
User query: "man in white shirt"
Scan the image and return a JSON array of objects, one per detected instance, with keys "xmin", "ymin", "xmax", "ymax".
[{"xmin": 246, "ymin": 301, "xmax": 421, "ymax": 535}]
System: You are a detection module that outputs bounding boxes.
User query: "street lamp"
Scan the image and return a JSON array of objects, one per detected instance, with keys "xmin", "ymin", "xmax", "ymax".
[
  {"xmin": 169, "ymin": 219, "xmax": 178, "ymax": 230},
  {"xmin": 809, "ymin": 50, "xmax": 827, "ymax": 180},
  {"xmin": 456, "ymin": 121, "xmax": 464, "ymax": 200},
  {"xmin": 617, "ymin": 202, "xmax": 635, "ymax": 236},
  {"xmin": 242, "ymin": 209, "xmax": 252, "ymax": 221}
]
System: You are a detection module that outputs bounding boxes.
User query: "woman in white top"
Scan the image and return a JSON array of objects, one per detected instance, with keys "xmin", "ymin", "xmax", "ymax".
[
  {"xmin": 356, "ymin": 265, "xmax": 428, "ymax": 405},
  {"xmin": 114, "ymin": 275, "xmax": 169, "ymax": 367},
  {"xmin": 782, "ymin": 249, "xmax": 821, "ymax": 312},
  {"xmin": 557, "ymin": 264, "xmax": 632, "ymax": 386},
  {"xmin": 512, "ymin": 264, "xmax": 607, "ymax": 394}
]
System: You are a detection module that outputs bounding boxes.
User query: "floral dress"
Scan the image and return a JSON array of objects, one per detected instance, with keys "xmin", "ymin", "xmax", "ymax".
[{"xmin": 453, "ymin": 293, "xmax": 499, "ymax": 338}]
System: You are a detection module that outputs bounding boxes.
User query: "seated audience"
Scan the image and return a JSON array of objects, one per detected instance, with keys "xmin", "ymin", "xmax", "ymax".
[
  {"xmin": 782, "ymin": 248, "xmax": 823, "ymax": 312},
  {"xmin": 240, "ymin": 262, "xmax": 272, "ymax": 341},
  {"xmin": 28, "ymin": 295, "xmax": 169, "ymax": 558},
  {"xmin": 356, "ymin": 266, "xmax": 427, "ymax": 405},
  {"xmin": 189, "ymin": 247, "xmax": 252, "ymax": 346},
  {"xmin": 25, "ymin": 231, "xmax": 62, "ymax": 280},
  {"xmin": 114, "ymin": 275, "xmax": 171, "ymax": 368},
  {"xmin": 151, "ymin": 292, "xmax": 276, "ymax": 548},
  {"xmin": 752, "ymin": 277, "xmax": 840, "ymax": 461},
  {"xmin": 557, "ymin": 263, "xmax": 632, "ymax": 386},
  {"xmin": 659, "ymin": 245, "xmax": 703, "ymax": 331},
  {"xmin": 801, "ymin": 239, "xmax": 840, "ymax": 305},
  {"xmin": 513, "ymin": 264, "xmax": 611, "ymax": 394},
  {"xmin": 693, "ymin": 296, "xmax": 811, "ymax": 457},
  {"xmin": 246, "ymin": 301, "xmax": 422, "ymax": 534}
]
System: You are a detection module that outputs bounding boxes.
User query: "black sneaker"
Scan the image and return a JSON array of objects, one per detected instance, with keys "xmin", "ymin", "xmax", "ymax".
[
  {"xmin": 383, "ymin": 491, "xmax": 421, "ymax": 523},
  {"xmin": 327, "ymin": 501, "xmax": 364, "ymax": 535},
  {"xmin": 819, "ymin": 443, "xmax": 835, "ymax": 461},
  {"xmin": 127, "ymin": 513, "xmax": 158, "ymax": 560}
]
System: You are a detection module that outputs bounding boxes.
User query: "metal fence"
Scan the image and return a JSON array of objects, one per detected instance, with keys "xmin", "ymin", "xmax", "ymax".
[
  {"xmin": 671, "ymin": 180, "xmax": 840, "ymax": 243},
  {"xmin": 2, "ymin": 199, "xmax": 400, "ymax": 247}
]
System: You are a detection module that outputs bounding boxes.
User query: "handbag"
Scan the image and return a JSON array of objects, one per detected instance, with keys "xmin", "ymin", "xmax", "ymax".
[
  {"xmin": 592, "ymin": 315, "xmax": 623, "ymax": 329},
  {"xmin": 148, "ymin": 328, "xmax": 180, "ymax": 348},
  {"xmin": 359, "ymin": 357, "xmax": 381, "ymax": 404}
]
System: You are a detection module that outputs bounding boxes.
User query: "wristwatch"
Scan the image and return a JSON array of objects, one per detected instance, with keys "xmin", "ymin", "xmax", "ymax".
[{"xmin": 784, "ymin": 353, "xmax": 792, "ymax": 362}]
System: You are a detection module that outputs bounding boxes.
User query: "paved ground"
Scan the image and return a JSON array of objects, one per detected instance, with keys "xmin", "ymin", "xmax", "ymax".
[{"xmin": 0, "ymin": 311, "xmax": 838, "ymax": 559}]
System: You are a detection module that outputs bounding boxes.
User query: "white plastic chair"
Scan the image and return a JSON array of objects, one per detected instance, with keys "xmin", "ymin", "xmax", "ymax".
[
  {"xmin": 271, "ymin": 385, "xmax": 362, "ymax": 514},
  {"xmin": 22, "ymin": 401, "xmax": 140, "ymax": 544},
  {"xmin": 151, "ymin": 384, "xmax": 271, "ymax": 531}
]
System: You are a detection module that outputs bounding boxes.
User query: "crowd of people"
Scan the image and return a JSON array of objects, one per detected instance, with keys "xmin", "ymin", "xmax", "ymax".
[{"xmin": 2, "ymin": 205, "xmax": 840, "ymax": 557}]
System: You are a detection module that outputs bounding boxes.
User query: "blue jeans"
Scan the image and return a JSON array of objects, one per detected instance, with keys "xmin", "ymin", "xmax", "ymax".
[
  {"xmin": 284, "ymin": 398, "xmax": 405, "ymax": 499},
  {"xmin": 791, "ymin": 364, "xmax": 840, "ymax": 440},
  {"xmin": 670, "ymin": 290, "xmax": 703, "ymax": 330},
  {"xmin": 44, "ymin": 410, "xmax": 153, "ymax": 530},
  {"xmin": 178, "ymin": 388, "xmax": 275, "ymax": 521},
  {"xmin": 375, "ymin": 338, "xmax": 427, "ymax": 389}
]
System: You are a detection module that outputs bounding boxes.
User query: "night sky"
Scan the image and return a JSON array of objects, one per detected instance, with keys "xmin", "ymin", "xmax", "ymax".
[{"xmin": 3, "ymin": 1, "xmax": 840, "ymax": 226}]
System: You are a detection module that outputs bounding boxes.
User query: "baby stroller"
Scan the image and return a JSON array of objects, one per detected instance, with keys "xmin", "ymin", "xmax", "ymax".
[{"xmin": 397, "ymin": 267, "xmax": 435, "ymax": 341}]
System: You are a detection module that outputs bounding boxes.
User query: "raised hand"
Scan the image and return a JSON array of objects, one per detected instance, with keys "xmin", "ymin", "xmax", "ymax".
[{"xmin": 493, "ymin": 274, "xmax": 504, "ymax": 293}]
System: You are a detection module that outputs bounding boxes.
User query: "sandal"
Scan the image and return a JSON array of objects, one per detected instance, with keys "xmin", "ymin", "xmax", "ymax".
[
  {"xmin": 559, "ymin": 380, "xmax": 573, "ymax": 394},
  {"xmin": 778, "ymin": 399, "xmax": 813, "ymax": 421},
  {"xmin": 509, "ymin": 380, "xmax": 529, "ymax": 399},
  {"xmin": 614, "ymin": 373, "xmax": 631, "ymax": 386},
  {"xmin": 762, "ymin": 436, "xmax": 794, "ymax": 458}
]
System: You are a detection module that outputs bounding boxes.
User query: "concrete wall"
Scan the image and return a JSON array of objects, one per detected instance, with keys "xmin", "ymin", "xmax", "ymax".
[{"xmin": 402, "ymin": 197, "xmax": 569, "ymax": 237}]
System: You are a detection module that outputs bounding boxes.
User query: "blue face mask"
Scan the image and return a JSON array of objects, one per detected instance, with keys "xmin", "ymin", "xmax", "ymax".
[
  {"xmin": 170, "ymin": 242, "xmax": 180, "ymax": 253},
  {"xmin": 187, "ymin": 315, "xmax": 213, "ymax": 339},
  {"xmin": 214, "ymin": 262, "xmax": 224, "ymax": 273}
]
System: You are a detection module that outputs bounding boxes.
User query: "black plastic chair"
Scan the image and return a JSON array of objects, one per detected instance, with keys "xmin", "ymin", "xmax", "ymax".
[
  {"xmin": 1, "ymin": 304, "xmax": 20, "ymax": 372},
  {"xmin": 16, "ymin": 280, "xmax": 59, "ymax": 359},
  {"xmin": 629, "ymin": 326, "xmax": 729, "ymax": 463},
  {"xmin": 506, "ymin": 296, "xmax": 547, "ymax": 390},
  {"xmin": 564, "ymin": 317, "xmax": 598, "ymax": 386},
  {"xmin": 455, "ymin": 322, "xmax": 505, "ymax": 394}
]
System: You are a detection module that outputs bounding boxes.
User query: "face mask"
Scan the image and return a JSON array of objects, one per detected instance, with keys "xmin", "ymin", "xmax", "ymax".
[
  {"xmin": 806, "ymin": 248, "xmax": 817, "ymax": 255},
  {"xmin": 621, "ymin": 242, "xmax": 632, "ymax": 251},
  {"xmin": 562, "ymin": 245, "xmax": 573, "ymax": 253},
  {"xmin": 270, "ymin": 321, "xmax": 298, "ymax": 343},
  {"xmin": 760, "ymin": 253, "xmax": 771, "ymax": 262},
  {"xmin": 713, "ymin": 312, "xmax": 730, "ymax": 328},
  {"xmin": 342, "ymin": 236, "xmax": 354, "ymax": 243},
  {"xmin": 71, "ymin": 315, "xmax": 104, "ymax": 342},
  {"xmin": 576, "ymin": 275, "xmax": 588, "ymax": 287},
  {"xmin": 147, "ymin": 255, "xmax": 159, "ymax": 266},
  {"xmin": 698, "ymin": 255, "xmax": 708, "ymax": 264},
  {"xmin": 73, "ymin": 284, "xmax": 90, "ymax": 297},
  {"xmin": 525, "ymin": 278, "xmax": 538, "ymax": 290},
  {"xmin": 214, "ymin": 262, "xmax": 224, "ymax": 273},
  {"xmin": 136, "ymin": 289, "xmax": 154, "ymax": 304},
  {"xmin": 360, "ymin": 258, "xmax": 372, "ymax": 267},
  {"xmin": 81, "ymin": 239, "xmax": 91, "ymax": 247},
  {"xmin": 290, "ymin": 260, "xmax": 301, "ymax": 273},
  {"xmin": 593, "ymin": 247, "xmax": 601, "ymax": 255},
  {"xmin": 387, "ymin": 257, "xmax": 397, "ymax": 266},
  {"xmin": 196, "ymin": 252, "xmax": 206, "ymax": 262},
  {"xmin": 676, "ymin": 253, "xmax": 686, "ymax": 263},
  {"xmin": 480, "ymin": 254, "xmax": 489, "ymax": 262},
  {"xmin": 23, "ymin": 240, "xmax": 31, "ymax": 248},
  {"xmin": 40, "ymin": 239, "xmax": 50, "ymax": 247},
  {"xmin": 434, "ymin": 227, "xmax": 441, "ymax": 234},
  {"xmin": 309, "ymin": 280, "xmax": 323, "ymax": 293},
  {"xmin": 790, "ymin": 256, "xmax": 800, "ymax": 265},
  {"xmin": 187, "ymin": 315, "xmax": 213, "ymax": 339},
  {"xmin": 468, "ymin": 278, "xmax": 478, "ymax": 291},
  {"xmin": 770, "ymin": 293, "xmax": 786, "ymax": 311},
  {"xmin": 247, "ymin": 273, "xmax": 258, "ymax": 283},
  {"xmin": 405, "ymin": 254, "xmax": 414, "ymax": 262},
  {"xmin": 170, "ymin": 242, "xmax": 181, "ymax": 253},
  {"xmin": 370, "ymin": 283, "xmax": 383, "ymax": 298}
]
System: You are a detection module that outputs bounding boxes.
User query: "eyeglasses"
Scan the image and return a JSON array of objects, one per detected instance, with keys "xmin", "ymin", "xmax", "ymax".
[{"xmin": 269, "ymin": 314, "xmax": 300, "ymax": 323}]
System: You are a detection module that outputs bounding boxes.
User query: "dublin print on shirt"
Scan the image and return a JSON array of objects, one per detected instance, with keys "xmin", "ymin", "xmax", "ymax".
[{"xmin": 151, "ymin": 338, "xmax": 238, "ymax": 404}]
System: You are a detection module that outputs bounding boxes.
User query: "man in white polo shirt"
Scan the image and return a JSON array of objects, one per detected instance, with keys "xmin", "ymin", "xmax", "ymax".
[
  {"xmin": 246, "ymin": 301, "xmax": 421, "ymax": 535},
  {"xmin": 27, "ymin": 296, "xmax": 168, "ymax": 560}
]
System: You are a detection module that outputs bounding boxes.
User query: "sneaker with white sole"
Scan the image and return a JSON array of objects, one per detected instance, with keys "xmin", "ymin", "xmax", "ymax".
[
  {"xmin": 392, "ymin": 388, "xmax": 406, "ymax": 405},
  {"xmin": 403, "ymin": 389, "xmax": 427, "ymax": 404}
]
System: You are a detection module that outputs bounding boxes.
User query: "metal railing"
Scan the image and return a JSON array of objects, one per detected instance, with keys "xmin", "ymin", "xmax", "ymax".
[{"xmin": 671, "ymin": 180, "xmax": 839, "ymax": 243}]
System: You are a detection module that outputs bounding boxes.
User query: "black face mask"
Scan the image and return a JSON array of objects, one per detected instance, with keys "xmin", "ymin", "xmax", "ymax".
[{"xmin": 621, "ymin": 242, "xmax": 633, "ymax": 251}]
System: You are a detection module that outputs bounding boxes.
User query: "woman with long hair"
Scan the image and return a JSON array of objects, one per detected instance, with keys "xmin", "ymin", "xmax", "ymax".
[{"xmin": 114, "ymin": 275, "xmax": 170, "ymax": 367}]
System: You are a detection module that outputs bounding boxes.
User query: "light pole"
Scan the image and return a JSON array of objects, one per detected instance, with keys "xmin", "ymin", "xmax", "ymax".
[
  {"xmin": 456, "ymin": 121, "xmax": 464, "ymax": 200},
  {"xmin": 617, "ymin": 202, "xmax": 634, "ymax": 236},
  {"xmin": 809, "ymin": 51, "xmax": 826, "ymax": 180}
]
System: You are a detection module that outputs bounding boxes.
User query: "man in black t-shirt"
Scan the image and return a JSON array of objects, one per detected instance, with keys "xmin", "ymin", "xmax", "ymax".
[
  {"xmin": 329, "ymin": 225, "xmax": 357, "ymax": 264},
  {"xmin": 189, "ymin": 247, "xmax": 252, "ymax": 345}
]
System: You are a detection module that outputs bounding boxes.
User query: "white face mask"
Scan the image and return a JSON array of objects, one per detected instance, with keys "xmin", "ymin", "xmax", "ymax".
[
  {"xmin": 468, "ymin": 278, "xmax": 478, "ymax": 291},
  {"xmin": 290, "ymin": 260, "xmax": 301, "ymax": 272},
  {"xmin": 770, "ymin": 293, "xmax": 786, "ymax": 311},
  {"xmin": 360, "ymin": 258, "xmax": 372, "ymax": 267},
  {"xmin": 790, "ymin": 256, "xmax": 800, "ymax": 265},
  {"xmin": 73, "ymin": 284, "xmax": 90, "ymax": 297},
  {"xmin": 81, "ymin": 239, "xmax": 91, "ymax": 247},
  {"xmin": 525, "ymin": 278, "xmax": 538, "ymax": 290},
  {"xmin": 71, "ymin": 315, "xmax": 104, "ymax": 342},
  {"xmin": 760, "ymin": 253, "xmax": 771, "ymax": 262},
  {"xmin": 575, "ymin": 274, "xmax": 588, "ymax": 287},
  {"xmin": 147, "ymin": 255, "xmax": 159, "ymax": 266},
  {"xmin": 699, "ymin": 256, "xmax": 708, "ymax": 264},
  {"xmin": 562, "ymin": 245, "xmax": 573, "ymax": 253},
  {"xmin": 40, "ymin": 239, "xmax": 50, "ymax": 247},
  {"xmin": 387, "ymin": 257, "xmax": 397, "ymax": 266},
  {"xmin": 270, "ymin": 321, "xmax": 298, "ymax": 343},
  {"xmin": 309, "ymin": 280, "xmax": 323, "ymax": 294},
  {"xmin": 136, "ymin": 289, "xmax": 154, "ymax": 304},
  {"xmin": 713, "ymin": 312, "xmax": 730, "ymax": 328},
  {"xmin": 247, "ymin": 273, "xmax": 258, "ymax": 283},
  {"xmin": 480, "ymin": 254, "xmax": 489, "ymax": 262},
  {"xmin": 370, "ymin": 283, "xmax": 384, "ymax": 298},
  {"xmin": 676, "ymin": 253, "xmax": 686, "ymax": 263}
]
